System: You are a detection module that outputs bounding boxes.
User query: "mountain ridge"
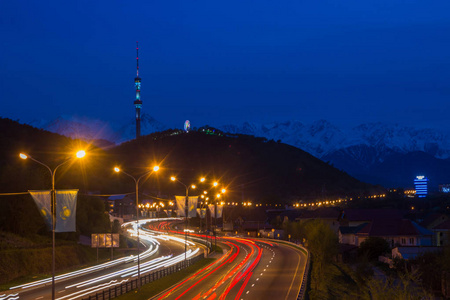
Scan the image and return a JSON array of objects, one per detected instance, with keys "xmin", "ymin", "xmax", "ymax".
[{"xmin": 18, "ymin": 115, "xmax": 450, "ymax": 188}]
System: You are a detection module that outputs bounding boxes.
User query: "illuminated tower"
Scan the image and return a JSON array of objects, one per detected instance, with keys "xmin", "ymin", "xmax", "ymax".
[{"xmin": 134, "ymin": 41, "xmax": 142, "ymax": 138}]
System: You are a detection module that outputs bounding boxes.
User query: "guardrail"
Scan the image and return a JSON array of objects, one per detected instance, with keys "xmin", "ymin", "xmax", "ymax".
[
  {"xmin": 81, "ymin": 254, "xmax": 204, "ymax": 300},
  {"xmin": 297, "ymin": 246, "xmax": 310, "ymax": 300}
]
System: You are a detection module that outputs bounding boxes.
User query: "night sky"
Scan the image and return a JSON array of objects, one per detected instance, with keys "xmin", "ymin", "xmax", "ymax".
[{"xmin": 1, "ymin": 0, "xmax": 450, "ymax": 130}]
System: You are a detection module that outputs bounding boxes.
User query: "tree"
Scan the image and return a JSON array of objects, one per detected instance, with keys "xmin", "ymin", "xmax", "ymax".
[{"xmin": 358, "ymin": 237, "xmax": 390, "ymax": 261}]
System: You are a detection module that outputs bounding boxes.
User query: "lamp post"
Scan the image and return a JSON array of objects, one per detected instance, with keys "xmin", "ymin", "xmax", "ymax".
[
  {"xmin": 114, "ymin": 165, "xmax": 159, "ymax": 290},
  {"xmin": 20, "ymin": 150, "xmax": 86, "ymax": 300},
  {"xmin": 170, "ymin": 176, "xmax": 201, "ymax": 262}
]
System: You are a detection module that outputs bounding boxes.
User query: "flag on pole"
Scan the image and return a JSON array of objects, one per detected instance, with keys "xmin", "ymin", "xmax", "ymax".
[
  {"xmin": 216, "ymin": 205, "xmax": 224, "ymax": 218},
  {"xmin": 29, "ymin": 189, "xmax": 78, "ymax": 232},
  {"xmin": 188, "ymin": 196, "xmax": 198, "ymax": 218},
  {"xmin": 197, "ymin": 208, "xmax": 207, "ymax": 219},
  {"xmin": 29, "ymin": 190, "xmax": 52, "ymax": 229},
  {"xmin": 208, "ymin": 204, "xmax": 215, "ymax": 217},
  {"xmin": 55, "ymin": 190, "xmax": 78, "ymax": 232},
  {"xmin": 175, "ymin": 196, "xmax": 186, "ymax": 217}
]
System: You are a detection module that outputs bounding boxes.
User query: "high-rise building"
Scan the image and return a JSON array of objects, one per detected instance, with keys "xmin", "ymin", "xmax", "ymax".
[
  {"xmin": 134, "ymin": 42, "xmax": 142, "ymax": 139},
  {"xmin": 414, "ymin": 176, "xmax": 428, "ymax": 198}
]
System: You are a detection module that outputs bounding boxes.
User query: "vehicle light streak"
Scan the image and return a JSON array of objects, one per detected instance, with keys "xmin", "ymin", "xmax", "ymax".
[
  {"xmin": 234, "ymin": 271, "xmax": 253, "ymax": 300},
  {"xmin": 56, "ymin": 279, "xmax": 129, "ymax": 300},
  {"xmin": 158, "ymin": 243, "xmax": 235, "ymax": 300},
  {"xmin": 0, "ymin": 294, "xmax": 19, "ymax": 300},
  {"xmin": 10, "ymin": 217, "xmax": 193, "ymax": 300}
]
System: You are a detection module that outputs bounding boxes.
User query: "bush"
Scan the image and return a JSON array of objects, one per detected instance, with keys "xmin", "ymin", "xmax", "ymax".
[{"xmin": 358, "ymin": 237, "xmax": 390, "ymax": 261}]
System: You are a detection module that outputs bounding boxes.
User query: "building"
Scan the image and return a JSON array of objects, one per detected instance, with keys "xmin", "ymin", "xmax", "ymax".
[
  {"xmin": 439, "ymin": 184, "xmax": 450, "ymax": 193},
  {"xmin": 421, "ymin": 213, "xmax": 450, "ymax": 246},
  {"xmin": 414, "ymin": 175, "xmax": 428, "ymax": 198},
  {"xmin": 107, "ymin": 195, "xmax": 135, "ymax": 220},
  {"xmin": 339, "ymin": 218, "xmax": 433, "ymax": 248}
]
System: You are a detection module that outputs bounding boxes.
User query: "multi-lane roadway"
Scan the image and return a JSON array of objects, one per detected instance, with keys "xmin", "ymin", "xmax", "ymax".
[{"xmin": 1, "ymin": 218, "xmax": 308, "ymax": 300}]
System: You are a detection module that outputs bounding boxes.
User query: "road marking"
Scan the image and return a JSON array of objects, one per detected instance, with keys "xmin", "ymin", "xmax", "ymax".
[
  {"xmin": 285, "ymin": 248, "xmax": 302, "ymax": 300},
  {"xmin": 256, "ymin": 278, "xmax": 259, "ymax": 281},
  {"xmin": 35, "ymin": 297, "xmax": 44, "ymax": 300},
  {"xmin": 246, "ymin": 291, "xmax": 249, "ymax": 294},
  {"xmin": 252, "ymin": 284, "xmax": 255, "ymax": 287},
  {"xmin": 58, "ymin": 290, "xmax": 65, "ymax": 293}
]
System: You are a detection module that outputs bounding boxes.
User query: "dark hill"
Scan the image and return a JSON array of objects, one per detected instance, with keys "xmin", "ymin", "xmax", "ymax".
[
  {"xmin": 108, "ymin": 129, "xmax": 381, "ymax": 203},
  {"xmin": 0, "ymin": 119, "xmax": 381, "ymax": 204}
]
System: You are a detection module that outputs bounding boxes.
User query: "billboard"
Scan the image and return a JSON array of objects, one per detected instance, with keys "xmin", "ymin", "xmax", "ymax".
[{"xmin": 91, "ymin": 233, "xmax": 119, "ymax": 248}]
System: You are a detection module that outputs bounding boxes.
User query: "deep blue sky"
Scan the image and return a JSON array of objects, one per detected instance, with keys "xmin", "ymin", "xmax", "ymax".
[{"xmin": 1, "ymin": 0, "xmax": 450, "ymax": 129}]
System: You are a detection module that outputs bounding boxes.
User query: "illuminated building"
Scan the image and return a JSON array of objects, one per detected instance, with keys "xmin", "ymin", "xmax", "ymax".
[
  {"xmin": 134, "ymin": 42, "xmax": 142, "ymax": 138},
  {"xmin": 439, "ymin": 184, "xmax": 450, "ymax": 193},
  {"xmin": 414, "ymin": 176, "xmax": 428, "ymax": 198}
]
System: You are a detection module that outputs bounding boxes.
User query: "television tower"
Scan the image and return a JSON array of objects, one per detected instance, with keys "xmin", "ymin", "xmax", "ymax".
[{"xmin": 134, "ymin": 41, "xmax": 142, "ymax": 138}]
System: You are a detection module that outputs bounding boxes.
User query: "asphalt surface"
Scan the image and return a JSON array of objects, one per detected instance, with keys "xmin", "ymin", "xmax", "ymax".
[{"xmin": 153, "ymin": 238, "xmax": 307, "ymax": 300}]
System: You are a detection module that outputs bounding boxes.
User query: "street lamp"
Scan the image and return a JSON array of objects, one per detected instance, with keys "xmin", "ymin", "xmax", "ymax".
[
  {"xmin": 211, "ymin": 183, "xmax": 226, "ymax": 251},
  {"xmin": 114, "ymin": 165, "xmax": 159, "ymax": 289},
  {"xmin": 20, "ymin": 150, "xmax": 86, "ymax": 300},
  {"xmin": 170, "ymin": 176, "xmax": 200, "ymax": 262}
]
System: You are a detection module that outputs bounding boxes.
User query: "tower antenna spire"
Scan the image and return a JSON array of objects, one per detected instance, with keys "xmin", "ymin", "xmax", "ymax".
[
  {"xmin": 134, "ymin": 41, "xmax": 143, "ymax": 139},
  {"xmin": 136, "ymin": 41, "xmax": 139, "ymax": 77}
]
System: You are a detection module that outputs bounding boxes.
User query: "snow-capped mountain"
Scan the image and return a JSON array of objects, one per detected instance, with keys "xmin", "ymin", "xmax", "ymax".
[
  {"xmin": 25, "ymin": 116, "xmax": 450, "ymax": 188},
  {"xmin": 219, "ymin": 120, "xmax": 450, "ymax": 188},
  {"xmin": 220, "ymin": 120, "xmax": 450, "ymax": 160}
]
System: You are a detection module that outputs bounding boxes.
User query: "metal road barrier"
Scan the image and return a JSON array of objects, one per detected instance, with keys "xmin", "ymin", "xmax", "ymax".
[{"xmin": 81, "ymin": 254, "xmax": 204, "ymax": 300}]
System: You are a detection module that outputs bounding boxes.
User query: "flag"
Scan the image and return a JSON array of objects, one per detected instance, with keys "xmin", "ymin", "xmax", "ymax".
[
  {"xmin": 55, "ymin": 190, "xmax": 78, "ymax": 232},
  {"xmin": 197, "ymin": 208, "xmax": 207, "ymax": 219},
  {"xmin": 29, "ymin": 189, "xmax": 78, "ymax": 232},
  {"xmin": 216, "ymin": 205, "xmax": 224, "ymax": 218},
  {"xmin": 29, "ymin": 190, "xmax": 52, "ymax": 229},
  {"xmin": 176, "ymin": 196, "xmax": 186, "ymax": 217},
  {"xmin": 208, "ymin": 204, "xmax": 215, "ymax": 217},
  {"xmin": 188, "ymin": 196, "xmax": 198, "ymax": 218}
]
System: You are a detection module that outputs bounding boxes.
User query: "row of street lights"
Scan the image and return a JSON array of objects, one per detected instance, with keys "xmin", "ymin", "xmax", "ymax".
[{"xmin": 19, "ymin": 150, "xmax": 227, "ymax": 297}]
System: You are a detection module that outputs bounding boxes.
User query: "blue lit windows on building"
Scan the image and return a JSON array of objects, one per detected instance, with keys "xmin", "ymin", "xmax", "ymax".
[
  {"xmin": 414, "ymin": 176, "xmax": 428, "ymax": 198},
  {"xmin": 439, "ymin": 184, "xmax": 450, "ymax": 193}
]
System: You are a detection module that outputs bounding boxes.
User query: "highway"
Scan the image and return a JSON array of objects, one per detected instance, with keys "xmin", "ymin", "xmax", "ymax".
[
  {"xmin": 1, "ymin": 219, "xmax": 308, "ymax": 300},
  {"xmin": 2, "ymin": 218, "xmax": 197, "ymax": 300},
  {"xmin": 154, "ymin": 236, "xmax": 307, "ymax": 300}
]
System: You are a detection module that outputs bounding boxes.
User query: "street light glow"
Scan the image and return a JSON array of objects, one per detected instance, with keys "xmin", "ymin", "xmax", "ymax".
[
  {"xmin": 76, "ymin": 150, "xmax": 86, "ymax": 158},
  {"xmin": 221, "ymin": 188, "xmax": 226, "ymax": 194},
  {"xmin": 114, "ymin": 167, "xmax": 120, "ymax": 173},
  {"xmin": 200, "ymin": 177, "xmax": 205, "ymax": 182},
  {"xmin": 213, "ymin": 182, "xmax": 218, "ymax": 187},
  {"xmin": 153, "ymin": 166, "xmax": 160, "ymax": 172},
  {"xmin": 19, "ymin": 153, "xmax": 28, "ymax": 160},
  {"xmin": 170, "ymin": 176, "xmax": 176, "ymax": 181}
]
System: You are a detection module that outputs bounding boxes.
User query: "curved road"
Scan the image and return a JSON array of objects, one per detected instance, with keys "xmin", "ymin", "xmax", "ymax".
[{"xmin": 154, "ymin": 237, "xmax": 307, "ymax": 300}]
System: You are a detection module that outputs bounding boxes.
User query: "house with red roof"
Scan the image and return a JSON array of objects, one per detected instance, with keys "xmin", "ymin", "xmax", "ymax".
[{"xmin": 339, "ymin": 217, "xmax": 433, "ymax": 248}]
